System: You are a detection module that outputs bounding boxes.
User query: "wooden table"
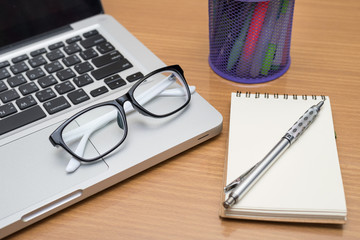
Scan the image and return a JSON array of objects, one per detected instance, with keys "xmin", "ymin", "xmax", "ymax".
[{"xmin": 8, "ymin": 0, "xmax": 360, "ymax": 239}]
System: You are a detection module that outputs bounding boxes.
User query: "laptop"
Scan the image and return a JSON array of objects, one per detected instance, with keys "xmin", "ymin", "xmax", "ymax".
[{"xmin": 0, "ymin": 0, "xmax": 222, "ymax": 238}]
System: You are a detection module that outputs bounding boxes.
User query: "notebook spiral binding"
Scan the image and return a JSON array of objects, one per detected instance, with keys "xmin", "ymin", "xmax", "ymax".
[{"xmin": 236, "ymin": 91, "xmax": 326, "ymax": 100}]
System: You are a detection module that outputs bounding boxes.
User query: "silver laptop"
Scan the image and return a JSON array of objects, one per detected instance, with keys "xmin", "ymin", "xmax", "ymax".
[{"xmin": 0, "ymin": 0, "xmax": 222, "ymax": 238}]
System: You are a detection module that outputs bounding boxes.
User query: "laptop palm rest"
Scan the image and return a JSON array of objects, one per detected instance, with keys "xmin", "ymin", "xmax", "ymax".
[{"xmin": 0, "ymin": 124, "xmax": 108, "ymax": 221}]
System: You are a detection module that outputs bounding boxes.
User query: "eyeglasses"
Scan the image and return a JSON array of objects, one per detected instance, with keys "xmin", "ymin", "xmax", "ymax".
[{"xmin": 49, "ymin": 65, "xmax": 191, "ymax": 170}]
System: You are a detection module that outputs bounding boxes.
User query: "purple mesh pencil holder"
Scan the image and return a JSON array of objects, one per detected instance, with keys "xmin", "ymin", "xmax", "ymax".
[{"xmin": 208, "ymin": 0, "xmax": 295, "ymax": 84}]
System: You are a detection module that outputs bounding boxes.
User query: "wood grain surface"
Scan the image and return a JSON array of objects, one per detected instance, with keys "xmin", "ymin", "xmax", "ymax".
[{"xmin": 6, "ymin": 0, "xmax": 360, "ymax": 239}]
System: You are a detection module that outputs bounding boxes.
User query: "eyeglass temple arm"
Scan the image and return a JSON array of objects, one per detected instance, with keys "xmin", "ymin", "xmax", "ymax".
[
  {"xmin": 125, "ymin": 85, "xmax": 195, "ymax": 112},
  {"xmin": 66, "ymin": 132, "xmax": 89, "ymax": 172},
  {"xmin": 62, "ymin": 108, "xmax": 118, "ymax": 144}
]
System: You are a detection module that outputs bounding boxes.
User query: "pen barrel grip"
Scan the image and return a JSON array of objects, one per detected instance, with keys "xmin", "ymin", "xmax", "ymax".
[
  {"xmin": 284, "ymin": 105, "xmax": 320, "ymax": 144},
  {"xmin": 228, "ymin": 138, "xmax": 290, "ymax": 204}
]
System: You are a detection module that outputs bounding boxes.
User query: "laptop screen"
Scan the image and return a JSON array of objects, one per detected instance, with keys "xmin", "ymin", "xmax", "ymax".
[{"xmin": 0, "ymin": 0, "xmax": 103, "ymax": 50}]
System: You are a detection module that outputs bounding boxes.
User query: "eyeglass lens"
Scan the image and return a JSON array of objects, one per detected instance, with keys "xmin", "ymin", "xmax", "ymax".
[
  {"xmin": 133, "ymin": 70, "xmax": 189, "ymax": 116},
  {"xmin": 61, "ymin": 105, "xmax": 126, "ymax": 160}
]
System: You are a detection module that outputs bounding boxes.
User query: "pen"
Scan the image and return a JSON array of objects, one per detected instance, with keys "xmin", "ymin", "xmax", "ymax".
[{"xmin": 223, "ymin": 100, "xmax": 325, "ymax": 209}]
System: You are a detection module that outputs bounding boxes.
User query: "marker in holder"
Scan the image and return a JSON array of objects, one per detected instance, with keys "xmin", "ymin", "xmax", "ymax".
[{"xmin": 208, "ymin": 0, "xmax": 295, "ymax": 83}]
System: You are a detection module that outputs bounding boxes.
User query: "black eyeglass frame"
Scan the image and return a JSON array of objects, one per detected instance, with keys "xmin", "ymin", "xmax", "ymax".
[{"xmin": 49, "ymin": 65, "xmax": 191, "ymax": 163}]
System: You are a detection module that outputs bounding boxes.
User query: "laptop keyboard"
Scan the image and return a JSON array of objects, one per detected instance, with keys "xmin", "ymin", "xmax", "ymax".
[{"xmin": 0, "ymin": 29, "xmax": 144, "ymax": 136}]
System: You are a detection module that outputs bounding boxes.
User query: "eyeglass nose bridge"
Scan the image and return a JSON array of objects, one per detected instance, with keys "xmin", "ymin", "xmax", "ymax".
[
  {"xmin": 115, "ymin": 93, "xmax": 131, "ymax": 106},
  {"xmin": 116, "ymin": 92, "xmax": 153, "ymax": 117}
]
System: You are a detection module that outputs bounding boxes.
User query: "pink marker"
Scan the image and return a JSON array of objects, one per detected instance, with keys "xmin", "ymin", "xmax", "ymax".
[{"xmin": 237, "ymin": 1, "xmax": 269, "ymax": 75}]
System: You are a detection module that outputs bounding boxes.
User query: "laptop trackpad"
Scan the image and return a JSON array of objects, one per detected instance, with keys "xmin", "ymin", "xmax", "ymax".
[{"xmin": 0, "ymin": 124, "xmax": 108, "ymax": 220}]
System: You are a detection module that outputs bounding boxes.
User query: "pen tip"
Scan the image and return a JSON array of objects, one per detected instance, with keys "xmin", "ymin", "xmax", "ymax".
[
  {"xmin": 223, "ymin": 197, "xmax": 236, "ymax": 209},
  {"xmin": 315, "ymin": 100, "xmax": 325, "ymax": 111}
]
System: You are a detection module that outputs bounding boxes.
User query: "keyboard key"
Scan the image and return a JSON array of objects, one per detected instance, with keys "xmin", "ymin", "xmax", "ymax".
[
  {"xmin": 38, "ymin": 75, "xmax": 58, "ymax": 88},
  {"xmin": 91, "ymin": 59, "xmax": 133, "ymax": 80},
  {"xmin": 92, "ymin": 51, "xmax": 123, "ymax": 68},
  {"xmin": 55, "ymin": 81, "xmax": 75, "ymax": 94},
  {"xmin": 26, "ymin": 68, "xmax": 46, "ymax": 80},
  {"xmin": 63, "ymin": 55, "xmax": 81, "ymax": 67},
  {"xmin": 74, "ymin": 62, "xmax": 94, "ymax": 74},
  {"xmin": 28, "ymin": 55, "xmax": 47, "ymax": 68},
  {"xmin": 56, "ymin": 68, "xmax": 76, "ymax": 81},
  {"xmin": 44, "ymin": 61, "xmax": 64, "ymax": 73},
  {"xmin": 80, "ymin": 34, "xmax": 106, "ymax": 49},
  {"xmin": 0, "ymin": 69, "xmax": 11, "ymax": 80},
  {"xmin": 67, "ymin": 89, "xmax": 90, "ymax": 105},
  {"xmin": 12, "ymin": 54, "xmax": 29, "ymax": 64},
  {"xmin": 104, "ymin": 75, "xmax": 126, "ymax": 90},
  {"xmin": 10, "ymin": 62, "xmax": 29, "ymax": 74},
  {"xmin": 90, "ymin": 86, "xmax": 108, "ymax": 97},
  {"xmin": 0, "ymin": 60, "xmax": 10, "ymax": 69},
  {"xmin": 0, "ymin": 81, "xmax": 8, "ymax": 92},
  {"xmin": 73, "ymin": 74, "xmax": 94, "ymax": 87},
  {"xmin": 46, "ymin": 49, "xmax": 65, "ymax": 61},
  {"xmin": 7, "ymin": 74, "xmax": 27, "ymax": 88},
  {"xmin": 16, "ymin": 95, "xmax": 37, "ymax": 110},
  {"xmin": 48, "ymin": 41, "xmax": 65, "ymax": 50},
  {"xmin": 0, "ymin": 89, "xmax": 20, "ymax": 103},
  {"xmin": 0, "ymin": 103, "xmax": 17, "ymax": 118},
  {"xmin": 35, "ymin": 88, "xmax": 56, "ymax": 102},
  {"xmin": 126, "ymin": 72, "xmax": 144, "ymax": 82},
  {"xmin": 66, "ymin": 35, "xmax": 82, "ymax": 44},
  {"xmin": 96, "ymin": 42, "xmax": 115, "ymax": 54},
  {"xmin": 80, "ymin": 48, "xmax": 98, "ymax": 60},
  {"xmin": 63, "ymin": 43, "xmax": 81, "ymax": 55},
  {"xmin": 43, "ymin": 96, "xmax": 71, "ymax": 114},
  {"xmin": 0, "ymin": 106, "xmax": 46, "ymax": 136},
  {"xmin": 19, "ymin": 82, "xmax": 39, "ymax": 96},
  {"xmin": 30, "ymin": 48, "xmax": 47, "ymax": 57},
  {"xmin": 83, "ymin": 30, "xmax": 99, "ymax": 38}
]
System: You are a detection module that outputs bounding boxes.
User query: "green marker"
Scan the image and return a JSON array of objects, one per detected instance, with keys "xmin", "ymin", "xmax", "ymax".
[
  {"xmin": 260, "ymin": 0, "xmax": 289, "ymax": 75},
  {"xmin": 261, "ymin": 43, "xmax": 277, "ymax": 75}
]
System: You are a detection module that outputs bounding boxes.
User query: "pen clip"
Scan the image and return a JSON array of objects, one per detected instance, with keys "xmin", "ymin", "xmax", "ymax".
[{"xmin": 224, "ymin": 163, "xmax": 257, "ymax": 193}]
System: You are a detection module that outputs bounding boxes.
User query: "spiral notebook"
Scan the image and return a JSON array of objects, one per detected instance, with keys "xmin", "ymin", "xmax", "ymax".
[{"xmin": 220, "ymin": 92, "xmax": 347, "ymax": 223}]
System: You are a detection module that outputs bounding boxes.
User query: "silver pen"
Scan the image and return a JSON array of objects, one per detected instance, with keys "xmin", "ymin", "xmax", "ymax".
[{"xmin": 223, "ymin": 100, "xmax": 325, "ymax": 209}]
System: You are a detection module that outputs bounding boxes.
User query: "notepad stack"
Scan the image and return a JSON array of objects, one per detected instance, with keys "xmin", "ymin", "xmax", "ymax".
[{"xmin": 220, "ymin": 92, "xmax": 347, "ymax": 224}]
